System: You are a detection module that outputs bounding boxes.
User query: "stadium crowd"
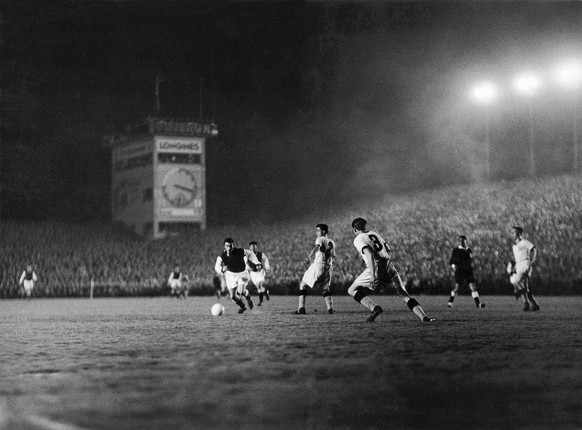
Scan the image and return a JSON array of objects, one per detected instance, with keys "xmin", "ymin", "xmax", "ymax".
[{"xmin": 1, "ymin": 174, "xmax": 581, "ymax": 298}]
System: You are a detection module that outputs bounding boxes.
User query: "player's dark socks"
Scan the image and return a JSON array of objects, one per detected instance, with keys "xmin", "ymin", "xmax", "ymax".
[{"xmin": 258, "ymin": 293, "xmax": 264, "ymax": 305}]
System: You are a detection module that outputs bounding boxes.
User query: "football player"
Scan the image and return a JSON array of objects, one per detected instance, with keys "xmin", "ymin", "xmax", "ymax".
[
  {"xmin": 447, "ymin": 235, "xmax": 485, "ymax": 308},
  {"xmin": 348, "ymin": 217, "xmax": 434, "ymax": 322},
  {"xmin": 293, "ymin": 224, "xmax": 336, "ymax": 315},
  {"xmin": 510, "ymin": 227, "xmax": 540, "ymax": 311},
  {"xmin": 247, "ymin": 241, "xmax": 271, "ymax": 306},
  {"xmin": 215, "ymin": 238, "xmax": 259, "ymax": 313}
]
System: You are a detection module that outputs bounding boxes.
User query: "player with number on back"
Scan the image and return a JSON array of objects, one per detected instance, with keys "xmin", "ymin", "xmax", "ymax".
[
  {"xmin": 348, "ymin": 217, "xmax": 435, "ymax": 322},
  {"xmin": 293, "ymin": 223, "xmax": 336, "ymax": 315}
]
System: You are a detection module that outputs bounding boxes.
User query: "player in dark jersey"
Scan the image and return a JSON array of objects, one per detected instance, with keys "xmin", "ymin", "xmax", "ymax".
[
  {"xmin": 19, "ymin": 264, "xmax": 38, "ymax": 300},
  {"xmin": 214, "ymin": 238, "xmax": 259, "ymax": 314},
  {"xmin": 447, "ymin": 235, "xmax": 485, "ymax": 308}
]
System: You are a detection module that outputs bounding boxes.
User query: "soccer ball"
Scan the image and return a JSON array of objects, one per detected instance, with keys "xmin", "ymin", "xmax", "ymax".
[{"xmin": 211, "ymin": 303, "xmax": 225, "ymax": 316}]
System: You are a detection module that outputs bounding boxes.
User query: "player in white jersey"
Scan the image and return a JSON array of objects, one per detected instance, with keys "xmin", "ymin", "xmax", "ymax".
[
  {"xmin": 510, "ymin": 226, "xmax": 540, "ymax": 311},
  {"xmin": 293, "ymin": 224, "xmax": 336, "ymax": 314},
  {"xmin": 167, "ymin": 265, "xmax": 188, "ymax": 299},
  {"xmin": 349, "ymin": 217, "xmax": 434, "ymax": 322},
  {"xmin": 215, "ymin": 238, "xmax": 260, "ymax": 313},
  {"xmin": 19, "ymin": 264, "xmax": 38, "ymax": 300},
  {"xmin": 247, "ymin": 241, "xmax": 271, "ymax": 306}
]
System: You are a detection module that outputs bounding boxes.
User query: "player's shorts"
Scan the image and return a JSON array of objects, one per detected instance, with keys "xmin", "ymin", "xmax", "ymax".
[
  {"xmin": 22, "ymin": 280, "xmax": 34, "ymax": 293},
  {"xmin": 349, "ymin": 259, "xmax": 398, "ymax": 292},
  {"xmin": 454, "ymin": 270, "xmax": 476, "ymax": 284},
  {"xmin": 511, "ymin": 260, "xmax": 532, "ymax": 290},
  {"xmin": 224, "ymin": 270, "xmax": 250, "ymax": 291},
  {"xmin": 301, "ymin": 263, "xmax": 332, "ymax": 289},
  {"xmin": 169, "ymin": 279, "xmax": 182, "ymax": 291},
  {"xmin": 250, "ymin": 269, "xmax": 266, "ymax": 286}
]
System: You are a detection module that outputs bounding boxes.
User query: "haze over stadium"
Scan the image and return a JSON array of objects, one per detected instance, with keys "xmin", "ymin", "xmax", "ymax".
[{"xmin": 2, "ymin": 1, "xmax": 581, "ymax": 223}]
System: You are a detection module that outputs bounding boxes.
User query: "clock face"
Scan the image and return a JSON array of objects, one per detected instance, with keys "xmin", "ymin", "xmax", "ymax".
[{"xmin": 161, "ymin": 168, "xmax": 197, "ymax": 207}]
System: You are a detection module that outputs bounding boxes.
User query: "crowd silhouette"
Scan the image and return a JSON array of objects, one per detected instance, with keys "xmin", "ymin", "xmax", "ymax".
[{"xmin": 2, "ymin": 174, "xmax": 581, "ymax": 298}]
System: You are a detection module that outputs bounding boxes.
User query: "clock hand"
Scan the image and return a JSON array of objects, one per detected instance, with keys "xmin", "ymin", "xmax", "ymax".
[{"xmin": 174, "ymin": 184, "xmax": 195, "ymax": 192}]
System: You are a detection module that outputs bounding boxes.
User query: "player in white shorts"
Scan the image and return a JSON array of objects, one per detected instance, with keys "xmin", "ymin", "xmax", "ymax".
[
  {"xmin": 293, "ymin": 223, "xmax": 336, "ymax": 315},
  {"xmin": 215, "ymin": 238, "xmax": 260, "ymax": 313},
  {"xmin": 19, "ymin": 264, "xmax": 38, "ymax": 300},
  {"xmin": 349, "ymin": 217, "xmax": 434, "ymax": 322},
  {"xmin": 510, "ymin": 226, "xmax": 540, "ymax": 311},
  {"xmin": 247, "ymin": 241, "xmax": 271, "ymax": 306},
  {"xmin": 167, "ymin": 265, "xmax": 188, "ymax": 299}
]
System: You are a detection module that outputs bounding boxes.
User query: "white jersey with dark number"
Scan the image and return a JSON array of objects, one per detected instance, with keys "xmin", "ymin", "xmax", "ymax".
[
  {"xmin": 353, "ymin": 230, "xmax": 391, "ymax": 266},
  {"xmin": 313, "ymin": 236, "xmax": 336, "ymax": 266}
]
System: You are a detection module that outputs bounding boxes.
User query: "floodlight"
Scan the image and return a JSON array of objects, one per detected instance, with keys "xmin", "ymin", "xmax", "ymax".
[
  {"xmin": 554, "ymin": 59, "xmax": 582, "ymax": 89},
  {"xmin": 472, "ymin": 81, "xmax": 497, "ymax": 104},
  {"xmin": 513, "ymin": 72, "xmax": 541, "ymax": 96}
]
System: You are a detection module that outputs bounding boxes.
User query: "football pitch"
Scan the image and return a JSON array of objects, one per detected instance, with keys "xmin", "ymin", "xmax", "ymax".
[{"xmin": 1, "ymin": 295, "xmax": 580, "ymax": 430}]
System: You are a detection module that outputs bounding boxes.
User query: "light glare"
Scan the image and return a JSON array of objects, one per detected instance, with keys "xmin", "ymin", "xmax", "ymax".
[
  {"xmin": 555, "ymin": 60, "xmax": 582, "ymax": 89},
  {"xmin": 513, "ymin": 72, "xmax": 541, "ymax": 96},
  {"xmin": 472, "ymin": 82, "xmax": 497, "ymax": 104}
]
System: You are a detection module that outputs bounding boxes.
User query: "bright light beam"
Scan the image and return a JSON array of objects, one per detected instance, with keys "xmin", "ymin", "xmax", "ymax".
[
  {"xmin": 471, "ymin": 81, "xmax": 497, "ymax": 104},
  {"xmin": 554, "ymin": 59, "xmax": 582, "ymax": 89},
  {"xmin": 513, "ymin": 72, "xmax": 541, "ymax": 96}
]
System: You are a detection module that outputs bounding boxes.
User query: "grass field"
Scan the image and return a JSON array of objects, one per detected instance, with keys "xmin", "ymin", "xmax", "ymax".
[{"xmin": 1, "ymin": 295, "xmax": 581, "ymax": 430}]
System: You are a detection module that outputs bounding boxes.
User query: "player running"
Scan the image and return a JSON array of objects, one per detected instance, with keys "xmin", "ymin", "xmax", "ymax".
[
  {"xmin": 247, "ymin": 241, "xmax": 271, "ymax": 306},
  {"xmin": 348, "ymin": 217, "xmax": 434, "ymax": 322},
  {"xmin": 19, "ymin": 264, "xmax": 38, "ymax": 300},
  {"xmin": 293, "ymin": 223, "xmax": 336, "ymax": 315},
  {"xmin": 215, "ymin": 238, "xmax": 260, "ymax": 313},
  {"xmin": 447, "ymin": 235, "xmax": 485, "ymax": 308}
]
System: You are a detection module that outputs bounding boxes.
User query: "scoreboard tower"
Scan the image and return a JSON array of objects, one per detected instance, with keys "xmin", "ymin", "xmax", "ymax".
[{"xmin": 109, "ymin": 117, "xmax": 218, "ymax": 239}]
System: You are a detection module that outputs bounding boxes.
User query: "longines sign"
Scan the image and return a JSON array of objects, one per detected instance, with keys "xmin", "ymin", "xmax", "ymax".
[{"xmin": 156, "ymin": 137, "xmax": 203, "ymax": 153}]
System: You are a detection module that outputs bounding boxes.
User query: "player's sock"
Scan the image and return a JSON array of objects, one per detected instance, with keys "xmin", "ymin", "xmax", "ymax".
[
  {"xmin": 471, "ymin": 291, "xmax": 482, "ymax": 307},
  {"xmin": 406, "ymin": 298, "xmax": 429, "ymax": 321},
  {"xmin": 323, "ymin": 291, "xmax": 333, "ymax": 311},
  {"xmin": 258, "ymin": 292, "xmax": 264, "ymax": 305},
  {"xmin": 448, "ymin": 291, "xmax": 456, "ymax": 305},
  {"xmin": 298, "ymin": 290, "xmax": 306, "ymax": 310},
  {"xmin": 353, "ymin": 288, "xmax": 377, "ymax": 311}
]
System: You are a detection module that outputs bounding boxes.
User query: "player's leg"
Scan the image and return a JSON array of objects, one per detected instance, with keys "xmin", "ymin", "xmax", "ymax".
[
  {"xmin": 468, "ymin": 281, "xmax": 485, "ymax": 308},
  {"xmin": 293, "ymin": 282, "xmax": 308, "ymax": 314},
  {"xmin": 448, "ymin": 282, "xmax": 460, "ymax": 307},
  {"xmin": 524, "ymin": 278, "xmax": 540, "ymax": 311},
  {"xmin": 319, "ymin": 267, "xmax": 334, "ymax": 314},
  {"xmin": 251, "ymin": 273, "xmax": 264, "ymax": 306},
  {"xmin": 513, "ymin": 269, "xmax": 531, "ymax": 311},
  {"xmin": 294, "ymin": 265, "xmax": 317, "ymax": 314},
  {"xmin": 239, "ymin": 276, "xmax": 254, "ymax": 310},
  {"xmin": 226, "ymin": 273, "xmax": 247, "ymax": 313},
  {"xmin": 347, "ymin": 269, "xmax": 382, "ymax": 321},
  {"xmin": 387, "ymin": 263, "xmax": 434, "ymax": 322}
]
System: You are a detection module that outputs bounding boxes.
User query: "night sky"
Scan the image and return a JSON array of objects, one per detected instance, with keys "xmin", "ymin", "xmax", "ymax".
[{"xmin": 2, "ymin": 1, "xmax": 581, "ymax": 224}]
